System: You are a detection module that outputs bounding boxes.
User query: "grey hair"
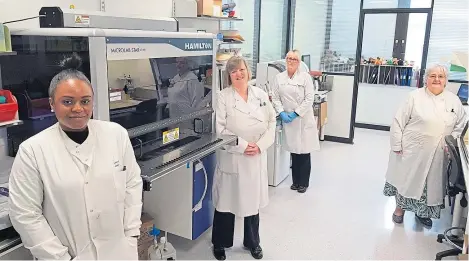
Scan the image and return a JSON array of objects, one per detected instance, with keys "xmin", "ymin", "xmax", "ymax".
[
  {"xmin": 287, "ymin": 49, "xmax": 301, "ymax": 60},
  {"xmin": 424, "ymin": 63, "xmax": 449, "ymax": 86},
  {"xmin": 49, "ymin": 53, "xmax": 92, "ymax": 98},
  {"xmin": 225, "ymin": 56, "xmax": 252, "ymax": 86}
]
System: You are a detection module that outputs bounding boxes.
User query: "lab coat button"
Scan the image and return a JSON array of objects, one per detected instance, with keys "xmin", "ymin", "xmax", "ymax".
[
  {"xmin": 90, "ymin": 209, "xmax": 94, "ymax": 213},
  {"xmin": 85, "ymin": 181, "xmax": 89, "ymax": 185}
]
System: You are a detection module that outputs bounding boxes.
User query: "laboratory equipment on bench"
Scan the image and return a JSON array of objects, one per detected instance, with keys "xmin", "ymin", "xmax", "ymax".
[
  {"xmin": 266, "ymin": 119, "xmax": 290, "ymax": 187},
  {"xmin": 0, "ymin": 8, "xmax": 238, "ymax": 258}
]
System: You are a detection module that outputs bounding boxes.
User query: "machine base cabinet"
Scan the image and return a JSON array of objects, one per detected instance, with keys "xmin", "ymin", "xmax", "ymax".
[
  {"xmin": 267, "ymin": 123, "xmax": 290, "ymax": 187},
  {"xmin": 143, "ymin": 153, "xmax": 216, "ymax": 240}
]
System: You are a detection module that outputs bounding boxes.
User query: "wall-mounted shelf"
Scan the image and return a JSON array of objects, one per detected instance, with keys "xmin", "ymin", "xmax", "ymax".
[
  {"xmin": 0, "ymin": 120, "xmax": 23, "ymax": 128},
  {"xmin": 0, "ymin": 52, "xmax": 17, "ymax": 57}
]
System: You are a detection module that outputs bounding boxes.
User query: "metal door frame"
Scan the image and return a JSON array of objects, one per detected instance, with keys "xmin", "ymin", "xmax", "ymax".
[{"xmin": 349, "ymin": 0, "xmax": 435, "ymax": 140}]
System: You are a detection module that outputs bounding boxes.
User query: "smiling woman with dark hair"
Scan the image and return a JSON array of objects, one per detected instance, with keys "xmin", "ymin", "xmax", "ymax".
[{"xmin": 8, "ymin": 53, "xmax": 143, "ymax": 260}]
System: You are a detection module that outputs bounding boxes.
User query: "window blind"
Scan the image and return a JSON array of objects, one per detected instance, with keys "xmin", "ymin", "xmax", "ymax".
[{"xmin": 426, "ymin": 0, "xmax": 468, "ymax": 81}]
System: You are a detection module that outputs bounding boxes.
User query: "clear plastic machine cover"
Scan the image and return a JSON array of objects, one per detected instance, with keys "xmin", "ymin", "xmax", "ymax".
[{"xmin": 106, "ymin": 55, "xmax": 214, "ymax": 164}]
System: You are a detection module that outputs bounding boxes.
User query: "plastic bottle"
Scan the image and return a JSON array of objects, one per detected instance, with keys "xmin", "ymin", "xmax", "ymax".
[{"xmin": 148, "ymin": 227, "xmax": 176, "ymax": 260}]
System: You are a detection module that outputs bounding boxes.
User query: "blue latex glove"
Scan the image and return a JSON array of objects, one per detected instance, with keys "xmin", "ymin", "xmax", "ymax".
[
  {"xmin": 279, "ymin": 112, "xmax": 292, "ymax": 123},
  {"xmin": 288, "ymin": 112, "xmax": 299, "ymax": 120}
]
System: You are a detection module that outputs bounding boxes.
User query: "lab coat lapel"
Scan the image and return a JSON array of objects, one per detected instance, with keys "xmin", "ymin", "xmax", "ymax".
[
  {"xmin": 58, "ymin": 124, "xmax": 95, "ymax": 167},
  {"xmin": 233, "ymin": 88, "xmax": 265, "ymax": 122},
  {"xmin": 247, "ymin": 95, "xmax": 266, "ymax": 122}
]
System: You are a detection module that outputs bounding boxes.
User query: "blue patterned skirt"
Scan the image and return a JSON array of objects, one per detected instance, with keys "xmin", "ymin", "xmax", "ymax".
[{"xmin": 383, "ymin": 181, "xmax": 444, "ymax": 219}]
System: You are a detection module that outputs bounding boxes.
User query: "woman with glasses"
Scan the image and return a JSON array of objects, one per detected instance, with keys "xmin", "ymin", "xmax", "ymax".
[
  {"xmin": 384, "ymin": 63, "xmax": 467, "ymax": 227},
  {"xmin": 271, "ymin": 50, "xmax": 320, "ymax": 193}
]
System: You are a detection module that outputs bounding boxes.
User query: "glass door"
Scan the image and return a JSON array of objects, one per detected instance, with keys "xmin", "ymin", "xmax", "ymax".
[{"xmin": 353, "ymin": 9, "xmax": 431, "ymax": 129}]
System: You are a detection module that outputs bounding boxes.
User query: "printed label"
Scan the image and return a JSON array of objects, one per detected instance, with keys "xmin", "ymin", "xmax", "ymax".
[
  {"xmin": 110, "ymin": 91, "xmax": 122, "ymax": 102},
  {"xmin": 75, "ymin": 15, "xmax": 90, "ymax": 26},
  {"xmin": 162, "ymin": 128, "xmax": 180, "ymax": 144}
]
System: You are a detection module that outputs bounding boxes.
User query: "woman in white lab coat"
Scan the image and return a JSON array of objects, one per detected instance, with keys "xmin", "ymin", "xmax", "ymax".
[
  {"xmin": 384, "ymin": 64, "xmax": 467, "ymax": 227},
  {"xmin": 8, "ymin": 53, "xmax": 143, "ymax": 260},
  {"xmin": 271, "ymin": 50, "xmax": 320, "ymax": 193},
  {"xmin": 212, "ymin": 56, "xmax": 276, "ymax": 260}
]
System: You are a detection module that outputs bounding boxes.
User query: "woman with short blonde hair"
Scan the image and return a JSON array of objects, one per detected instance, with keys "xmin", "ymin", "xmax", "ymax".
[{"xmin": 212, "ymin": 55, "xmax": 276, "ymax": 260}]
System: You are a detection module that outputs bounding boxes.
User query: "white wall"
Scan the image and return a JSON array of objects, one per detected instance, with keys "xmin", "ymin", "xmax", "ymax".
[
  {"xmin": 103, "ymin": 0, "xmax": 172, "ymax": 19},
  {"xmin": 0, "ymin": 0, "xmax": 101, "ymax": 28},
  {"xmin": 356, "ymin": 84, "xmax": 416, "ymax": 127},
  {"xmin": 0, "ymin": 0, "xmax": 173, "ymax": 29}
]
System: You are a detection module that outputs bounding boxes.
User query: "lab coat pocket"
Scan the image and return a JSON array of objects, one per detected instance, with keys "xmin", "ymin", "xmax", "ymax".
[
  {"xmin": 304, "ymin": 110, "xmax": 316, "ymax": 129},
  {"xmin": 113, "ymin": 170, "xmax": 127, "ymax": 202},
  {"xmin": 217, "ymin": 149, "xmax": 238, "ymax": 174},
  {"xmin": 443, "ymin": 111, "xmax": 457, "ymax": 128},
  {"xmin": 295, "ymin": 84, "xmax": 306, "ymax": 102}
]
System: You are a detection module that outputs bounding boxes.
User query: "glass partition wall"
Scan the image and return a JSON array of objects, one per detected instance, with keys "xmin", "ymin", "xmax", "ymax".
[{"xmin": 350, "ymin": 0, "xmax": 434, "ymax": 137}]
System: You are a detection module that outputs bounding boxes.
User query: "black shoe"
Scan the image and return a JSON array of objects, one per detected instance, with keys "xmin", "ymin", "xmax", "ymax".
[
  {"xmin": 247, "ymin": 246, "xmax": 263, "ymax": 259},
  {"xmin": 213, "ymin": 247, "xmax": 226, "ymax": 260},
  {"xmin": 297, "ymin": 186, "xmax": 307, "ymax": 193},
  {"xmin": 392, "ymin": 213, "xmax": 404, "ymax": 224},
  {"xmin": 290, "ymin": 184, "xmax": 299, "ymax": 190},
  {"xmin": 416, "ymin": 216, "xmax": 432, "ymax": 227}
]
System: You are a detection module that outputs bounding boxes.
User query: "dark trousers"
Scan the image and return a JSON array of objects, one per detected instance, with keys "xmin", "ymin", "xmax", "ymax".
[
  {"xmin": 211, "ymin": 209, "xmax": 260, "ymax": 249},
  {"xmin": 291, "ymin": 153, "xmax": 311, "ymax": 187}
]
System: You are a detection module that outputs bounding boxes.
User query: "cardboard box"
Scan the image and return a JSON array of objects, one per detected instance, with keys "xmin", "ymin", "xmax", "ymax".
[
  {"xmin": 197, "ymin": 0, "xmax": 222, "ymax": 16},
  {"xmin": 138, "ymin": 213, "xmax": 155, "ymax": 260},
  {"xmin": 320, "ymin": 102, "xmax": 327, "ymax": 127}
]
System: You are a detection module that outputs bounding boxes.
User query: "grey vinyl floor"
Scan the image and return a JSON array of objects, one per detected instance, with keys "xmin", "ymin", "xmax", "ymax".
[{"xmin": 168, "ymin": 129, "xmax": 460, "ymax": 260}]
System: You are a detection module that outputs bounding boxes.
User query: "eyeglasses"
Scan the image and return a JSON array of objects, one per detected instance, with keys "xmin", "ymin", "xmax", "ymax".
[
  {"xmin": 286, "ymin": 57, "xmax": 299, "ymax": 62},
  {"xmin": 428, "ymin": 75, "xmax": 446, "ymax": 79}
]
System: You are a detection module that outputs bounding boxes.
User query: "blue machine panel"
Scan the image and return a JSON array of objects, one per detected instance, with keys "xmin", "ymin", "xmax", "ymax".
[{"xmin": 191, "ymin": 152, "xmax": 216, "ymax": 240}]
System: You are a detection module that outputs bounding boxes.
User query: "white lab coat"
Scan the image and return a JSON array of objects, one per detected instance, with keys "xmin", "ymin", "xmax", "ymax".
[
  {"xmin": 9, "ymin": 120, "xmax": 143, "ymax": 260},
  {"xmin": 168, "ymin": 71, "xmax": 205, "ymax": 118},
  {"xmin": 213, "ymin": 86, "xmax": 276, "ymax": 217},
  {"xmin": 271, "ymin": 70, "xmax": 320, "ymax": 154},
  {"xmin": 385, "ymin": 88, "xmax": 467, "ymax": 205}
]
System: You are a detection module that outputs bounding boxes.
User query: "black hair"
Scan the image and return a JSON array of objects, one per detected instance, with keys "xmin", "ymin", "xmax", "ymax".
[{"xmin": 49, "ymin": 52, "xmax": 92, "ymax": 98}]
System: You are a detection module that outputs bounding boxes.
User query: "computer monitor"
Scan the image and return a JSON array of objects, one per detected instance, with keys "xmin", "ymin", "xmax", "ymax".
[
  {"xmin": 457, "ymin": 83, "xmax": 468, "ymax": 105},
  {"xmin": 301, "ymin": 55, "xmax": 311, "ymax": 70}
]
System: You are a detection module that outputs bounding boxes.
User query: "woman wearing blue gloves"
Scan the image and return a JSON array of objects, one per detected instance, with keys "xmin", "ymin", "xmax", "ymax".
[{"xmin": 271, "ymin": 50, "xmax": 320, "ymax": 193}]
